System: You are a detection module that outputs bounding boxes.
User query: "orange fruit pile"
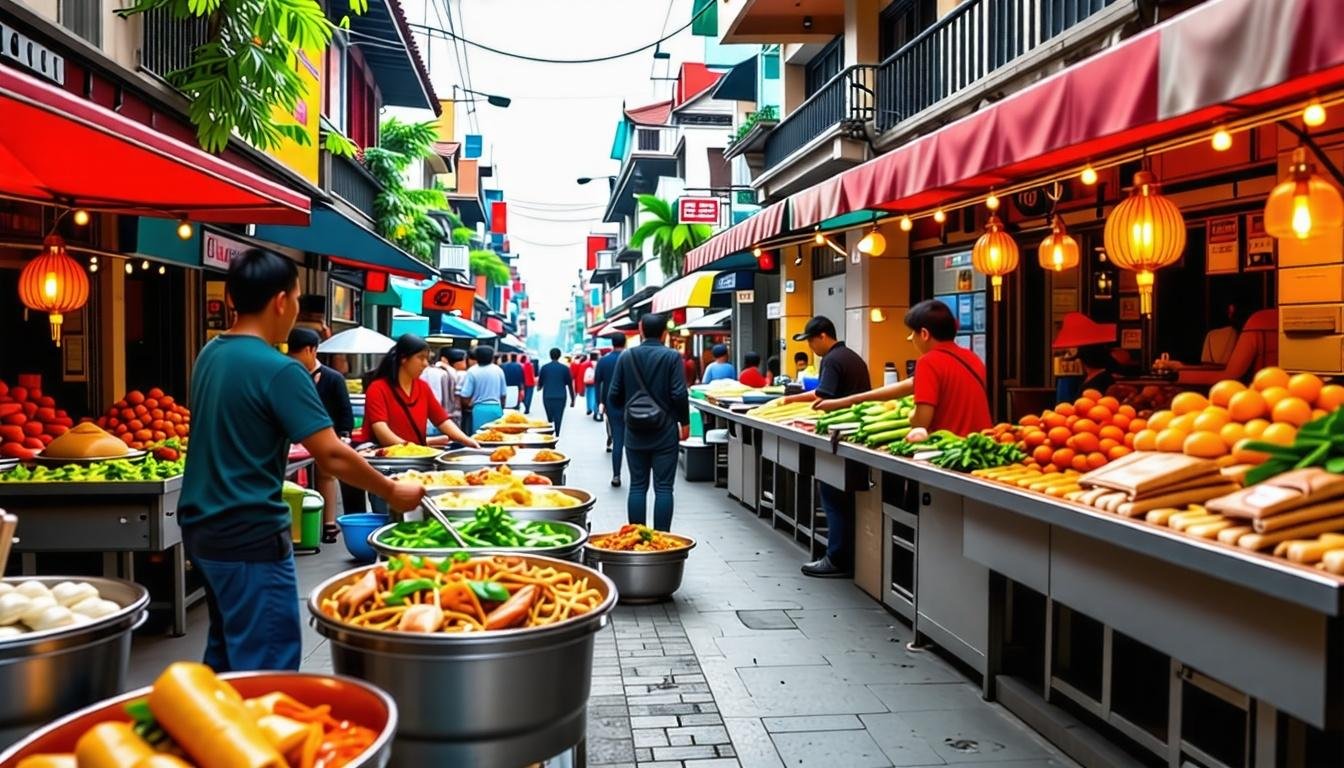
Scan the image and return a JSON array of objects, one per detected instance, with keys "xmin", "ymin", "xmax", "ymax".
[
  {"xmin": 94, "ymin": 388, "xmax": 191, "ymax": 452},
  {"xmin": 1015, "ymin": 390, "xmax": 1135, "ymax": 473}
]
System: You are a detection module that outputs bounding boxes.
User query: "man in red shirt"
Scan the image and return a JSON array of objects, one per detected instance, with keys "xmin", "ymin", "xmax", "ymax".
[
  {"xmin": 570, "ymin": 354, "xmax": 587, "ymax": 408},
  {"xmin": 814, "ymin": 300, "xmax": 991, "ymax": 436},
  {"xmin": 521, "ymin": 355, "xmax": 537, "ymax": 415}
]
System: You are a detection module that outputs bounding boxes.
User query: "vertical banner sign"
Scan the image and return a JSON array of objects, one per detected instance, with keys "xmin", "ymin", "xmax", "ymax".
[
  {"xmin": 586, "ymin": 235, "xmax": 606, "ymax": 271},
  {"xmin": 464, "ymin": 134, "xmax": 483, "ymax": 159},
  {"xmin": 1206, "ymin": 216, "xmax": 1240, "ymax": 274},
  {"xmin": 490, "ymin": 201, "xmax": 508, "ymax": 234},
  {"xmin": 1245, "ymin": 213, "xmax": 1276, "ymax": 271},
  {"xmin": 678, "ymin": 197, "xmax": 721, "ymax": 224}
]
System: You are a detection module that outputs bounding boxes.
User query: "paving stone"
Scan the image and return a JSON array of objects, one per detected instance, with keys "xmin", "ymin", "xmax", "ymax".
[
  {"xmin": 717, "ymin": 745, "xmax": 736, "ymax": 758},
  {"xmin": 858, "ymin": 713, "xmax": 950, "ymax": 767},
  {"xmin": 670, "ymin": 734, "xmax": 694, "ymax": 746},
  {"xmin": 722, "ymin": 718, "xmax": 783, "ymax": 768},
  {"xmin": 589, "ymin": 713, "xmax": 633, "ymax": 741},
  {"xmin": 630, "ymin": 715, "xmax": 680, "ymax": 729},
  {"xmin": 867, "ymin": 682, "xmax": 988, "ymax": 712},
  {"xmin": 588, "ymin": 737, "xmax": 635, "ymax": 765},
  {"xmin": 734, "ymin": 666, "xmax": 889, "ymax": 717},
  {"xmin": 681, "ymin": 760, "xmax": 741, "ymax": 768},
  {"xmin": 761, "ymin": 715, "xmax": 865, "ymax": 733},
  {"xmin": 735, "ymin": 609, "xmax": 797, "ymax": 630},
  {"xmin": 824, "ymin": 650, "xmax": 963, "ymax": 685},
  {"xmin": 666, "ymin": 725, "xmax": 731, "ymax": 744},
  {"xmin": 633, "ymin": 747, "xmax": 653, "ymax": 762},
  {"xmin": 631, "ymin": 702, "xmax": 701, "ymax": 716},
  {"xmin": 770, "ymin": 729, "xmax": 893, "ymax": 768},
  {"xmin": 679, "ymin": 713, "xmax": 725, "ymax": 726},
  {"xmin": 633, "ymin": 729, "xmax": 670, "ymax": 748},
  {"xmin": 652, "ymin": 744, "xmax": 722, "ymax": 760},
  {"xmin": 895, "ymin": 708, "xmax": 1051, "ymax": 764}
]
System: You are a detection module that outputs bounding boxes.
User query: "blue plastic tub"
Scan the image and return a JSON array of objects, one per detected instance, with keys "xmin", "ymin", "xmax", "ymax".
[{"xmin": 337, "ymin": 513, "xmax": 390, "ymax": 562}]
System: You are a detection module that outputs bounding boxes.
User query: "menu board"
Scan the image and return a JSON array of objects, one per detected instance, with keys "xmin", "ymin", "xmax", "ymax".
[{"xmin": 933, "ymin": 251, "xmax": 987, "ymax": 363}]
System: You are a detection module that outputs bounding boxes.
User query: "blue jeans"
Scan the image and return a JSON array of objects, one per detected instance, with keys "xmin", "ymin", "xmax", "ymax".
[
  {"xmin": 523, "ymin": 386, "xmax": 534, "ymax": 414},
  {"xmin": 543, "ymin": 397, "xmax": 566, "ymax": 436},
  {"xmin": 586, "ymin": 387, "xmax": 598, "ymax": 415},
  {"xmin": 626, "ymin": 445, "xmax": 677, "ymax": 530},
  {"xmin": 817, "ymin": 482, "xmax": 853, "ymax": 568},
  {"xmin": 472, "ymin": 402, "xmax": 504, "ymax": 430},
  {"xmin": 193, "ymin": 553, "xmax": 302, "ymax": 671},
  {"xmin": 608, "ymin": 409, "xmax": 624, "ymax": 478}
]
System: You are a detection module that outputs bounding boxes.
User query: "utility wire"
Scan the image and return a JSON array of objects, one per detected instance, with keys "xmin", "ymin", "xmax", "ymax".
[
  {"xmin": 507, "ymin": 234, "xmax": 589, "ymax": 248},
  {"xmin": 510, "ymin": 210, "xmax": 608, "ymax": 223},
  {"xmin": 508, "ymin": 198, "xmax": 609, "ymax": 210},
  {"xmin": 449, "ymin": 0, "xmax": 482, "ymax": 135},
  {"xmin": 402, "ymin": 2, "xmax": 712, "ymax": 65}
]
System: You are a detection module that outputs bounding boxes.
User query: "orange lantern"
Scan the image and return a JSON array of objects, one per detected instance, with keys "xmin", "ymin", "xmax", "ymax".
[
  {"xmin": 19, "ymin": 235, "xmax": 90, "ymax": 346},
  {"xmin": 1264, "ymin": 146, "xmax": 1344, "ymax": 241},
  {"xmin": 1037, "ymin": 215, "xmax": 1080, "ymax": 272},
  {"xmin": 1103, "ymin": 171, "xmax": 1185, "ymax": 316},
  {"xmin": 971, "ymin": 214, "xmax": 1019, "ymax": 301}
]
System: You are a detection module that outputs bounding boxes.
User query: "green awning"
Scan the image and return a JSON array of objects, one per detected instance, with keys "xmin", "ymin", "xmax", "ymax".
[
  {"xmin": 692, "ymin": 0, "xmax": 717, "ymax": 36},
  {"xmin": 253, "ymin": 204, "xmax": 437, "ymax": 279},
  {"xmin": 364, "ymin": 287, "xmax": 402, "ymax": 306},
  {"xmin": 131, "ymin": 217, "xmax": 201, "ymax": 268}
]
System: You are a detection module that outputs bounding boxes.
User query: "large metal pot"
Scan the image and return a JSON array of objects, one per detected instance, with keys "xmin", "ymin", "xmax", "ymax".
[
  {"xmin": 470, "ymin": 433, "xmax": 559, "ymax": 448},
  {"xmin": 0, "ymin": 576, "xmax": 149, "ymax": 748},
  {"xmin": 358, "ymin": 448, "xmax": 446, "ymax": 473},
  {"xmin": 308, "ymin": 555, "xmax": 616, "ymax": 757},
  {"xmin": 0, "ymin": 671, "xmax": 397, "ymax": 767},
  {"xmin": 584, "ymin": 534, "xmax": 696, "ymax": 604},
  {"xmin": 438, "ymin": 448, "xmax": 570, "ymax": 484},
  {"xmin": 425, "ymin": 486, "xmax": 593, "ymax": 528},
  {"xmin": 367, "ymin": 519, "xmax": 589, "ymax": 562}
]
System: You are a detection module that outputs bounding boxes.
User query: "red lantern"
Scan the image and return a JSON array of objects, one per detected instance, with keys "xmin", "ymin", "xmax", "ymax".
[
  {"xmin": 18, "ymin": 235, "xmax": 90, "ymax": 346},
  {"xmin": 755, "ymin": 249, "xmax": 775, "ymax": 271}
]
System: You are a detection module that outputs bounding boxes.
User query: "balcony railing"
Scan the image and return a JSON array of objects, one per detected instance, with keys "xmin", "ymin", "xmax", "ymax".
[
  {"xmin": 876, "ymin": 0, "xmax": 1120, "ymax": 132},
  {"xmin": 324, "ymin": 152, "xmax": 382, "ymax": 222},
  {"xmin": 620, "ymin": 125, "xmax": 679, "ymax": 165},
  {"xmin": 139, "ymin": 7, "xmax": 207, "ymax": 81},
  {"xmin": 764, "ymin": 66, "xmax": 876, "ymax": 172}
]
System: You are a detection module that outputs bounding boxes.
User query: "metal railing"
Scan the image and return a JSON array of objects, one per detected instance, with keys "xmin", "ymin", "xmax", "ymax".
[
  {"xmin": 324, "ymin": 152, "xmax": 382, "ymax": 222},
  {"xmin": 139, "ymin": 7, "xmax": 208, "ymax": 81},
  {"xmin": 622, "ymin": 125, "xmax": 678, "ymax": 164},
  {"xmin": 764, "ymin": 65, "xmax": 876, "ymax": 172},
  {"xmin": 876, "ymin": 0, "xmax": 1119, "ymax": 132}
]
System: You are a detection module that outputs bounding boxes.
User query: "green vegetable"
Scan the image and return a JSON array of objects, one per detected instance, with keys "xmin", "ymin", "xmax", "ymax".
[
  {"xmin": 1241, "ymin": 409, "xmax": 1344, "ymax": 485},
  {"xmin": 468, "ymin": 580, "xmax": 510, "ymax": 602},
  {"xmin": 1, "ymin": 454, "xmax": 185, "ymax": 483},
  {"xmin": 125, "ymin": 697, "xmax": 153, "ymax": 723},
  {"xmin": 378, "ymin": 504, "xmax": 577, "ymax": 550},
  {"xmin": 383, "ymin": 577, "xmax": 437, "ymax": 605}
]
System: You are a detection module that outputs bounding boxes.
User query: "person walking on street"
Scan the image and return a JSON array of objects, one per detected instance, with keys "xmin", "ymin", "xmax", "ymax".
[
  {"xmin": 585, "ymin": 353, "xmax": 601, "ymax": 420},
  {"xmin": 702, "ymin": 344, "xmax": 736, "ymax": 383},
  {"xmin": 442, "ymin": 348, "xmax": 470, "ymax": 432},
  {"xmin": 521, "ymin": 355, "xmax": 536, "ymax": 414},
  {"xmin": 285, "ymin": 328, "xmax": 353, "ymax": 545},
  {"xmin": 778, "ymin": 316, "xmax": 872, "ymax": 577},
  {"xmin": 537, "ymin": 348, "xmax": 576, "ymax": 435},
  {"xmin": 609, "ymin": 313, "xmax": 690, "ymax": 531},
  {"xmin": 180, "ymin": 248, "xmax": 425, "ymax": 672},
  {"xmin": 460, "ymin": 345, "xmax": 509, "ymax": 430},
  {"xmin": 570, "ymin": 354, "xmax": 587, "ymax": 411},
  {"xmin": 501, "ymin": 353, "xmax": 525, "ymax": 410},
  {"xmin": 593, "ymin": 335, "xmax": 626, "ymax": 487}
]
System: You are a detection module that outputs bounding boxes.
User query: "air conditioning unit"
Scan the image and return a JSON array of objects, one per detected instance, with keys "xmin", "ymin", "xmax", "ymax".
[{"xmin": 439, "ymin": 243, "xmax": 469, "ymax": 274}]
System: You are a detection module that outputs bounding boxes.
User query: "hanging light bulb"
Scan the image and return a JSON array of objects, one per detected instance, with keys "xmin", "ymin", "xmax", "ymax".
[
  {"xmin": 1037, "ymin": 215, "xmax": 1080, "ymax": 272},
  {"xmin": 870, "ymin": 307, "xmax": 886, "ymax": 323},
  {"xmin": 88, "ymin": 261, "xmax": 98, "ymax": 273},
  {"xmin": 857, "ymin": 226, "xmax": 886, "ymax": 257},
  {"xmin": 17, "ymin": 236, "xmax": 90, "ymax": 346},
  {"xmin": 158, "ymin": 265, "xmax": 166, "ymax": 275},
  {"xmin": 932, "ymin": 209, "xmax": 947, "ymax": 224},
  {"xmin": 176, "ymin": 219, "xmax": 193, "ymax": 240},
  {"xmin": 141, "ymin": 259, "xmax": 150, "ymax": 271},
  {"xmin": 72, "ymin": 209, "xmax": 90, "ymax": 226},
  {"xmin": 125, "ymin": 261, "xmax": 134, "ymax": 274},
  {"xmin": 752, "ymin": 246, "xmax": 762, "ymax": 258},
  {"xmin": 1304, "ymin": 100, "xmax": 1327, "ymax": 127},
  {"xmin": 1264, "ymin": 146, "xmax": 1344, "ymax": 241},
  {"xmin": 899, "ymin": 216, "xmax": 912, "ymax": 232},
  {"xmin": 813, "ymin": 230, "xmax": 825, "ymax": 245},
  {"xmin": 1211, "ymin": 127, "xmax": 1232, "ymax": 152},
  {"xmin": 1103, "ymin": 171, "xmax": 1186, "ymax": 315},
  {"xmin": 971, "ymin": 214, "xmax": 1020, "ymax": 302},
  {"xmin": 985, "ymin": 192, "xmax": 1000, "ymax": 211},
  {"xmin": 89, "ymin": 256, "xmax": 97, "ymax": 264},
  {"xmin": 1080, "ymin": 165, "xmax": 1098, "ymax": 186}
]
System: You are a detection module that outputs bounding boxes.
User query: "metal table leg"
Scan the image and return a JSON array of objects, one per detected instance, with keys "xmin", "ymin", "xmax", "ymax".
[{"xmin": 172, "ymin": 542, "xmax": 187, "ymax": 637}]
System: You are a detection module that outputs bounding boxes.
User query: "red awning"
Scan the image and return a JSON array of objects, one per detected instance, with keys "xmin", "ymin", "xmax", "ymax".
[
  {"xmin": 790, "ymin": 0, "xmax": 1344, "ymax": 228},
  {"xmin": 683, "ymin": 200, "xmax": 789, "ymax": 274},
  {"xmin": 0, "ymin": 64, "xmax": 309, "ymax": 225}
]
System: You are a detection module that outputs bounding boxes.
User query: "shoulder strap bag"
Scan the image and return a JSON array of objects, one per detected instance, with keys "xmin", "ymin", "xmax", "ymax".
[{"xmin": 623, "ymin": 349, "xmax": 672, "ymax": 432}]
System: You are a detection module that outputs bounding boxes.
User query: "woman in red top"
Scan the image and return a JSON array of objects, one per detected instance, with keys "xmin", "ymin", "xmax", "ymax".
[
  {"xmin": 364, "ymin": 335, "xmax": 479, "ymax": 449},
  {"xmin": 738, "ymin": 352, "xmax": 769, "ymax": 388}
]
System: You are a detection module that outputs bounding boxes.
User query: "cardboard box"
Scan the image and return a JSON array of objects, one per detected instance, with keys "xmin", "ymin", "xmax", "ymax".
[
  {"xmin": 1279, "ymin": 265, "xmax": 1344, "ymax": 305},
  {"xmin": 853, "ymin": 482, "xmax": 883, "ymax": 600},
  {"xmin": 1279, "ymin": 333, "xmax": 1344, "ymax": 374}
]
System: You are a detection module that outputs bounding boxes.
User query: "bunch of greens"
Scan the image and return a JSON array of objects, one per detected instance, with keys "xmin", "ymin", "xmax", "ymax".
[
  {"xmin": 378, "ymin": 504, "xmax": 576, "ymax": 550},
  {"xmin": 927, "ymin": 433, "xmax": 1026, "ymax": 472},
  {"xmin": 1, "ymin": 455, "xmax": 185, "ymax": 483},
  {"xmin": 1241, "ymin": 409, "xmax": 1344, "ymax": 485}
]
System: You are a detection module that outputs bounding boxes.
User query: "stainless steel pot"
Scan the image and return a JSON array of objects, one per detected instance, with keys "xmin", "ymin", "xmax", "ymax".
[
  {"xmin": 425, "ymin": 486, "xmax": 592, "ymax": 528},
  {"xmin": 367, "ymin": 519, "xmax": 589, "ymax": 562},
  {"xmin": 0, "ymin": 671, "xmax": 397, "ymax": 767},
  {"xmin": 479, "ymin": 418, "xmax": 556, "ymax": 435},
  {"xmin": 359, "ymin": 449, "xmax": 446, "ymax": 473},
  {"xmin": 0, "ymin": 576, "xmax": 149, "ymax": 748},
  {"xmin": 471, "ymin": 433, "xmax": 559, "ymax": 448},
  {"xmin": 584, "ymin": 534, "xmax": 696, "ymax": 604},
  {"xmin": 438, "ymin": 449, "xmax": 570, "ymax": 484},
  {"xmin": 308, "ymin": 555, "xmax": 616, "ymax": 748}
]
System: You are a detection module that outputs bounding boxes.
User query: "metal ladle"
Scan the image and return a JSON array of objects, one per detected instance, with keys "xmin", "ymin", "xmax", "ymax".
[{"xmin": 419, "ymin": 494, "xmax": 470, "ymax": 548}]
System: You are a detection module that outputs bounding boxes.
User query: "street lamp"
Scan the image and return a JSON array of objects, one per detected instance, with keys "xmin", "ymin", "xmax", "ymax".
[
  {"xmin": 577, "ymin": 175, "xmax": 618, "ymax": 192},
  {"xmin": 453, "ymin": 85, "xmax": 510, "ymax": 108}
]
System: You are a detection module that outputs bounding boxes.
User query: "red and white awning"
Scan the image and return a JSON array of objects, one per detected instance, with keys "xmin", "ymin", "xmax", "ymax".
[
  {"xmin": 790, "ymin": 0, "xmax": 1344, "ymax": 227},
  {"xmin": 683, "ymin": 200, "xmax": 789, "ymax": 274}
]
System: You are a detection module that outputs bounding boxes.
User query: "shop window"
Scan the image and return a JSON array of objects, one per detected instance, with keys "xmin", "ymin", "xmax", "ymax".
[
  {"xmin": 324, "ymin": 34, "xmax": 349, "ymax": 133},
  {"xmin": 762, "ymin": 46, "xmax": 780, "ymax": 80},
  {"xmin": 60, "ymin": 0, "xmax": 102, "ymax": 47},
  {"xmin": 879, "ymin": 0, "xmax": 937, "ymax": 60},
  {"xmin": 706, "ymin": 149, "xmax": 730, "ymax": 191},
  {"xmin": 805, "ymin": 37, "xmax": 843, "ymax": 97}
]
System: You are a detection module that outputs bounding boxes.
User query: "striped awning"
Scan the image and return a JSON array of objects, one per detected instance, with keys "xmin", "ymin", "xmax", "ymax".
[
  {"xmin": 682, "ymin": 201, "xmax": 788, "ymax": 274},
  {"xmin": 652, "ymin": 271, "xmax": 719, "ymax": 313}
]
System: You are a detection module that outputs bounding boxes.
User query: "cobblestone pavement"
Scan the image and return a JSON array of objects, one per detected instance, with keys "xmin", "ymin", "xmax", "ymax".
[{"xmin": 128, "ymin": 405, "xmax": 1076, "ymax": 768}]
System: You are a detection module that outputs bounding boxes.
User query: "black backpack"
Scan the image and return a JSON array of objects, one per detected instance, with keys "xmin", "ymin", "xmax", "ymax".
[{"xmin": 623, "ymin": 348, "xmax": 671, "ymax": 432}]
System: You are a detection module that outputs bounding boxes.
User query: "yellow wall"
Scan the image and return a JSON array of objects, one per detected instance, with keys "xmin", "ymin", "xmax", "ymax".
[
  {"xmin": 842, "ymin": 223, "xmax": 919, "ymax": 386},
  {"xmin": 262, "ymin": 48, "xmax": 322, "ymax": 184},
  {"xmin": 780, "ymin": 244, "xmax": 814, "ymax": 366}
]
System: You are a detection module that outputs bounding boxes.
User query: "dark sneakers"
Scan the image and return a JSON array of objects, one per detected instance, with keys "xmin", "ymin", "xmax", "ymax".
[
  {"xmin": 611, "ymin": 476, "xmax": 622, "ymax": 487},
  {"xmin": 801, "ymin": 556, "xmax": 851, "ymax": 578}
]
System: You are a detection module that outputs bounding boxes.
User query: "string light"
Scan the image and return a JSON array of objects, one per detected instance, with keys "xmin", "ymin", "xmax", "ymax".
[
  {"xmin": 72, "ymin": 209, "xmax": 90, "ymax": 226},
  {"xmin": 857, "ymin": 226, "xmax": 886, "ymax": 257},
  {"xmin": 1304, "ymin": 100, "xmax": 1326, "ymax": 127},
  {"xmin": 870, "ymin": 308, "xmax": 886, "ymax": 323},
  {"xmin": 899, "ymin": 216, "xmax": 912, "ymax": 232},
  {"xmin": 141, "ymin": 259, "xmax": 150, "ymax": 271},
  {"xmin": 985, "ymin": 192, "xmax": 1000, "ymax": 211},
  {"xmin": 158, "ymin": 265, "xmax": 167, "ymax": 275},
  {"xmin": 124, "ymin": 261, "xmax": 133, "ymax": 274},
  {"xmin": 1264, "ymin": 146, "xmax": 1344, "ymax": 240},
  {"xmin": 176, "ymin": 220, "xmax": 193, "ymax": 240},
  {"xmin": 932, "ymin": 209, "xmax": 946, "ymax": 224},
  {"xmin": 1080, "ymin": 165, "xmax": 1098, "ymax": 185},
  {"xmin": 1211, "ymin": 127, "xmax": 1232, "ymax": 151}
]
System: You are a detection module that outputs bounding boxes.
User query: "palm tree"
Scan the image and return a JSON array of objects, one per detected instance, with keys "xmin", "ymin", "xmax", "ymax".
[
  {"xmin": 363, "ymin": 118, "xmax": 449, "ymax": 263},
  {"xmin": 628, "ymin": 194, "xmax": 713, "ymax": 277}
]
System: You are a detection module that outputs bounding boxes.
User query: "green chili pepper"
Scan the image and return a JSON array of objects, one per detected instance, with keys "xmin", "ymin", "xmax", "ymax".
[
  {"xmin": 125, "ymin": 697, "xmax": 153, "ymax": 723},
  {"xmin": 468, "ymin": 580, "xmax": 510, "ymax": 602},
  {"xmin": 383, "ymin": 577, "xmax": 437, "ymax": 605}
]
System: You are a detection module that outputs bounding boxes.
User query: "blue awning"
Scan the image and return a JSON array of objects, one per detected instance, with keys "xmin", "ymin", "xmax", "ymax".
[
  {"xmin": 711, "ymin": 55, "xmax": 757, "ymax": 102},
  {"xmin": 440, "ymin": 314, "xmax": 494, "ymax": 340},
  {"xmin": 253, "ymin": 204, "xmax": 437, "ymax": 279}
]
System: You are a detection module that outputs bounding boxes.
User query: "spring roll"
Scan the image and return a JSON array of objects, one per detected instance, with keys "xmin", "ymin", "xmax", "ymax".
[
  {"xmin": 148, "ymin": 663, "xmax": 285, "ymax": 768},
  {"xmin": 74, "ymin": 722, "xmax": 155, "ymax": 768},
  {"xmin": 255, "ymin": 714, "xmax": 310, "ymax": 755},
  {"xmin": 16, "ymin": 756, "xmax": 77, "ymax": 768}
]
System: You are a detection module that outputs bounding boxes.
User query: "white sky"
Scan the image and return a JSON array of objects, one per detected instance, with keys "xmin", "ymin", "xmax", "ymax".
[{"xmin": 396, "ymin": 0, "xmax": 708, "ymax": 346}]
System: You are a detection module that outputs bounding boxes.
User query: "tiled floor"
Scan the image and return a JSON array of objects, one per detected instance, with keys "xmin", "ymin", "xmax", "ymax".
[{"xmin": 125, "ymin": 406, "xmax": 1077, "ymax": 768}]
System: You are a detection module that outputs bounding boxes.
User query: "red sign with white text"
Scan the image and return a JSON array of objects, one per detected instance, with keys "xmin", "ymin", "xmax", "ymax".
[{"xmin": 678, "ymin": 197, "xmax": 720, "ymax": 224}]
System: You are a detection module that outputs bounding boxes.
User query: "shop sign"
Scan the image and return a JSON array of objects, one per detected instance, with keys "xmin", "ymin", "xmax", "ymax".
[
  {"xmin": 713, "ymin": 271, "xmax": 753, "ymax": 292},
  {"xmin": 201, "ymin": 230, "xmax": 251, "ymax": 271},
  {"xmin": 1245, "ymin": 213, "xmax": 1276, "ymax": 271},
  {"xmin": 736, "ymin": 290, "xmax": 755, "ymax": 304},
  {"xmin": 766, "ymin": 301, "xmax": 782, "ymax": 319},
  {"xmin": 677, "ymin": 197, "xmax": 720, "ymax": 224},
  {"xmin": 1206, "ymin": 215, "xmax": 1240, "ymax": 275},
  {"xmin": 0, "ymin": 23, "xmax": 65, "ymax": 85},
  {"xmin": 784, "ymin": 280, "xmax": 795, "ymax": 293}
]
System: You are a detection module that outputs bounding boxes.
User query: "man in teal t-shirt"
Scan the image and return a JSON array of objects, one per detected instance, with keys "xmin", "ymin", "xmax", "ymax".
[{"xmin": 180, "ymin": 248, "xmax": 423, "ymax": 671}]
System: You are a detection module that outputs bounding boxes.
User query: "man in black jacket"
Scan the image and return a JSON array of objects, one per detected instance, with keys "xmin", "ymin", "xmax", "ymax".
[
  {"xmin": 287, "ymin": 328, "xmax": 355, "ymax": 543},
  {"xmin": 593, "ymin": 335, "xmax": 626, "ymax": 487},
  {"xmin": 608, "ymin": 313, "xmax": 689, "ymax": 531}
]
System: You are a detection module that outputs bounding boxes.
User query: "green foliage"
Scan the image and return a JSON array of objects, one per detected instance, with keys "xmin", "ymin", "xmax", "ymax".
[
  {"xmin": 323, "ymin": 130, "xmax": 359, "ymax": 159},
  {"xmin": 452, "ymin": 227, "xmax": 477, "ymax": 246},
  {"xmin": 363, "ymin": 117, "xmax": 451, "ymax": 263},
  {"xmin": 469, "ymin": 249, "xmax": 510, "ymax": 286},
  {"xmin": 119, "ymin": 0, "xmax": 368, "ymax": 153},
  {"xmin": 628, "ymin": 194, "xmax": 713, "ymax": 277},
  {"xmin": 727, "ymin": 105, "xmax": 778, "ymax": 146}
]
